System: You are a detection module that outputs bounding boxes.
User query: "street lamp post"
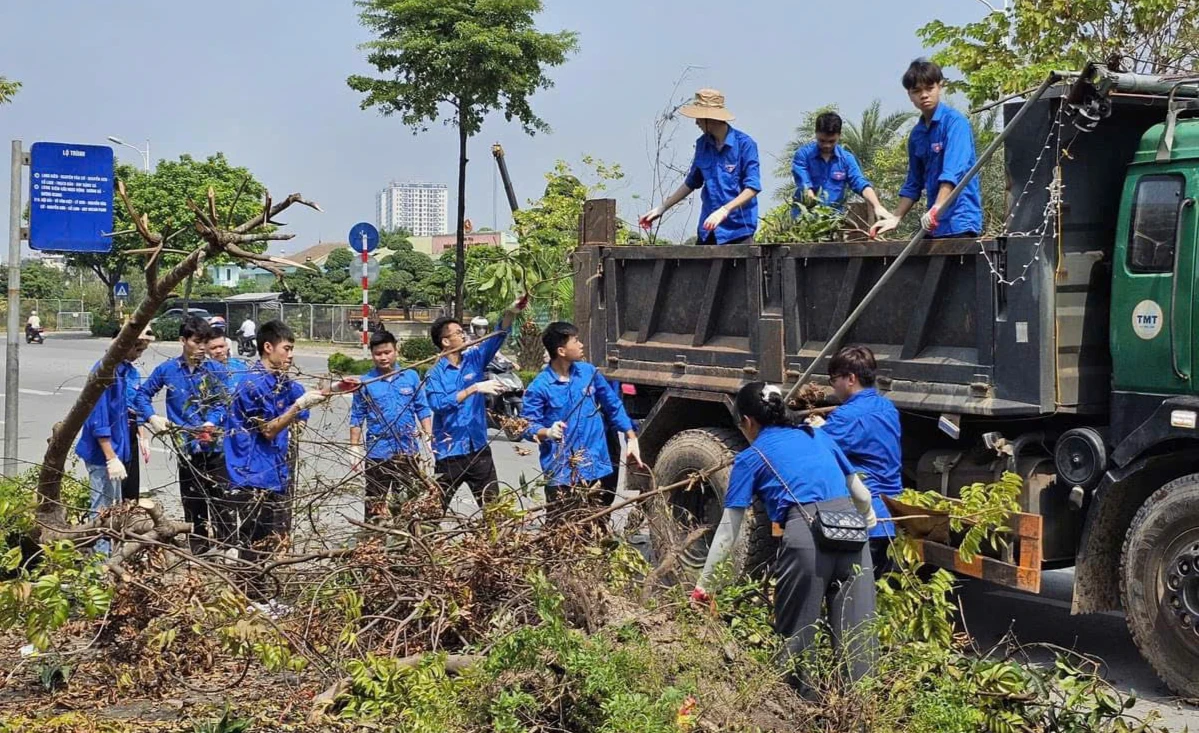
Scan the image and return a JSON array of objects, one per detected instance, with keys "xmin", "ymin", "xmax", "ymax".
[{"xmin": 106, "ymin": 136, "xmax": 150, "ymax": 172}]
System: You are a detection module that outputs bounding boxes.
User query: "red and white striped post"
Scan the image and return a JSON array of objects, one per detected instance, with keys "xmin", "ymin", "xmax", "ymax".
[{"xmin": 360, "ymin": 240, "xmax": 370, "ymax": 356}]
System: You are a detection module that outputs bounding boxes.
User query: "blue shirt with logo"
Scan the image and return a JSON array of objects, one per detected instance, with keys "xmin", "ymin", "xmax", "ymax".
[
  {"xmin": 899, "ymin": 103, "xmax": 983, "ymax": 237},
  {"xmin": 791, "ymin": 141, "xmax": 872, "ymax": 211},
  {"xmin": 125, "ymin": 362, "xmax": 150, "ymax": 423},
  {"xmin": 684, "ymin": 126, "xmax": 762, "ymax": 244},
  {"xmin": 819, "ymin": 388, "xmax": 903, "ymax": 538},
  {"xmin": 521, "ymin": 362, "xmax": 635, "ymax": 486},
  {"xmin": 135, "ymin": 356, "xmax": 229, "ymax": 454},
  {"xmin": 350, "ymin": 367, "xmax": 432, "ymax": 460},
  {"xmin": 223, "ymin": 362, "xmax": 309, "ymax": 493},
  {"xmin": 425, "ymin": 327, "xmax": 509, "ymax": 460},
  {"xmin": 76, "ymin": 360, "xmax": 135, "ymax": 466},
  {"xmin": 724, "ymin": 425, "xmax": 854, "ymax": 524}
]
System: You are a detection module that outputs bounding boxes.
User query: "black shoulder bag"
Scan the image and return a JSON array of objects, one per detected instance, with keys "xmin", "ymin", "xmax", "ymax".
[{"xmin": 751, "ymin": 445, "xmax": 868, "ymax": 553}]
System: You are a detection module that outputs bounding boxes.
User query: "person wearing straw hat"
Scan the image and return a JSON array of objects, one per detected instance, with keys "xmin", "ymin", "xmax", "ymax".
[{"xmin": 639, "ymin": 89, "xmax": 761, "ymax": 244}]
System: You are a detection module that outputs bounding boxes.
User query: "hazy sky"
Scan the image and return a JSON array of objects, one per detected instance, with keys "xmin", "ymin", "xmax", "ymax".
[{"xmin": 0, "ymin": 1, "xmax": 983, "ymax": 258}]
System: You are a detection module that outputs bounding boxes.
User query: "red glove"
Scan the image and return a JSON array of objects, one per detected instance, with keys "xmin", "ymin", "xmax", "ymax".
[{"xmin": 689, "ymin": 587, "xmax": 714, "ymax": 612}]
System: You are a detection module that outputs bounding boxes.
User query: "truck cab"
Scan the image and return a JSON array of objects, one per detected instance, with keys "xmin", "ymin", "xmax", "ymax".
[{"xmin": 572, "ymin": 66, "xmax": 1199, "ymax": 697}]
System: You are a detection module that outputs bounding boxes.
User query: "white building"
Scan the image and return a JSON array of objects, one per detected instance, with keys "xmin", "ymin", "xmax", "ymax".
[{"xmin": 376, "ymin": 182, "xmax": 449, "ymax": 236}]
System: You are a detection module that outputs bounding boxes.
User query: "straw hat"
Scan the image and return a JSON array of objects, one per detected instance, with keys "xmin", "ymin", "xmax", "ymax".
[{"xmin": 679, "ymin": 88, "xmax": 735, "ymax": 122}]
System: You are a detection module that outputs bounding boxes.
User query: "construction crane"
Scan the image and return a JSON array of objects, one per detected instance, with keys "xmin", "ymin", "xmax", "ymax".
[{"xmin": 491, "ymin": 143, "xmax": 519, "ymax": 214}]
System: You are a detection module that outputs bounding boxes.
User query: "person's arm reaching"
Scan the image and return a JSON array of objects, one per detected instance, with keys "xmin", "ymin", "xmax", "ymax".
[
  {"xmin": 593, "ymin": 374, "xmax": 643, "ymax": 466},
  {"xmin": 871, "ymin": 135, "xmax": 925, "ymax": 237},
  {"xmin": 792, "ymin": 143, "xmax": 816, "ymax": 202},
  {"xmin": 847, "ymin": 473, "xmax": 878, "ymax": 528},
  {"xmin": 696, "ymin": 507, "xmax": 746, "ymax": 592},
  {"xmin": 639, "ymin": 155, "xmax": 703, "ymax": 227},
  {"xmin": 703, "ymin": 137, "xmax": 762, "ymax": 232}
]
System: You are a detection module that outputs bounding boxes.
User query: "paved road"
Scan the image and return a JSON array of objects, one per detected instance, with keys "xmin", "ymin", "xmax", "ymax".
[{"xmin": 3, "ymin": 336, "xmax": 1197, "ymax": 728}]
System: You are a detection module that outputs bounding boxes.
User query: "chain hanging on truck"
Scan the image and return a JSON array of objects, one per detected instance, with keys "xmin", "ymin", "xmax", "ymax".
[{"xmin": 978, "ymin": 102, "xmax": 1068, "ymax": 286}]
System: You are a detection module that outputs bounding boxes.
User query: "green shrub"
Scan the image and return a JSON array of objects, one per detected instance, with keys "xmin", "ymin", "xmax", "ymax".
[
  {"xmin": 328, "ymin": 352, "xmax": 373, "ymax": 375},
  {"xmin": 151, "ymin": 316, "xmax": 182, "ymax": 341},
  {"xmin": 517, "ymin": 370, "xmax": 540, "ymax": 387},
  {"xmin": 89, "ymin": 313, "xmax": 120, "ymax": 338},
  {"xmin": 399, "ymin": 337, "xmax": 438, "ymax": 363}
]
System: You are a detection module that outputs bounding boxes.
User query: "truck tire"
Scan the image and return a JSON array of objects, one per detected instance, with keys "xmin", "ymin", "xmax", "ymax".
[
  {"xmin": 648, "ymin": 428, "xmax": 775, "ymax": 583},
  {"xmin": 1120, "ymin": 473, "xmax": 1199, "ymax": 698}
]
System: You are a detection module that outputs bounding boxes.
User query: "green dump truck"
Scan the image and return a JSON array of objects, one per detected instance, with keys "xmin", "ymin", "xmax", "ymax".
[{"xmin": 573, "ymin": 64, "xmax": 1199, "ymax": 696}]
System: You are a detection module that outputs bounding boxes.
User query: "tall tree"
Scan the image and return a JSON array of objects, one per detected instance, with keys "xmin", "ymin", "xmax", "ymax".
[
  {"xmin": 66, "ymin": 154, "xmax": 267, "ymax": 311},
  {"xmin": 348, "ymin": 0, "xmax": 578, "ymax": 319},
  {"xmin": 919, "ymin": 1, "xmax": 1199, "ymax": 107}
]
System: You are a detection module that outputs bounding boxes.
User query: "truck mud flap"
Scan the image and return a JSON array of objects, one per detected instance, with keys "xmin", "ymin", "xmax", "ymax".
[{"xmin": 883, "ymin": 496, "xmax": 1043, "ymax": 593}]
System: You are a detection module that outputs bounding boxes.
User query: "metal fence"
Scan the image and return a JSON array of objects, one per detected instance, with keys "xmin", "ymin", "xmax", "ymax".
[{"xmin": 0, "ymin": 299, "xmax": 88, "ymax": 331}]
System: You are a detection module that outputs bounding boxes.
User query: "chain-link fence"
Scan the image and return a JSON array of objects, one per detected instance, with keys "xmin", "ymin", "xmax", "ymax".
[
  {"xmin": 0, "ymin": 298, "xmax": 88, "ymax": 331},
  {"xmin": 278, "ymin": 304, "xmax": 368, "ymax": 343}
]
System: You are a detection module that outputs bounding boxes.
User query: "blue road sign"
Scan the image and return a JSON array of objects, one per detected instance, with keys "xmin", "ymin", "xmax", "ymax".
[
  {"xmin": 348, "ymin": 222, "xmax": 379, "ymax": 254},
  {"xmin": 28, "ymin": 142, "xmax": 115, "ymax": 253},
  {"xmin": 114, "ymin": 282, "xmax": 131, "ymax": 299}
]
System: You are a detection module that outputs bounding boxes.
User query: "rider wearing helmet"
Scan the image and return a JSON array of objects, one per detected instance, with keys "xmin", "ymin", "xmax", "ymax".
[{"xmin": 469, "ymin": 316, "xmax": 489, "ymax": 342}]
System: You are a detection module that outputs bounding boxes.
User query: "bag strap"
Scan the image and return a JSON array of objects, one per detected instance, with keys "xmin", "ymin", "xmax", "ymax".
[{"xmin": 750, "ymin": 445, "xmax": 815, "ymax": 526}]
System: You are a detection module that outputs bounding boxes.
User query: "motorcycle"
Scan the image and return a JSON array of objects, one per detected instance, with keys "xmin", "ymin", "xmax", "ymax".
[
  {"xmin": 237, "ymin": 333, "xmax": 256, "ymax": 357},
  {"xmin": 24, "ymin": 325, "xmax": 44, "ymax": 345},
  {"xmin": 484, "ymin": 351, "xmax": 525, "ymax": 441}
]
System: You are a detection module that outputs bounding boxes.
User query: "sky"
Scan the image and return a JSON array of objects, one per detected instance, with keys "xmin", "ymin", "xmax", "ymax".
[{"xmin": 0, "ymin": 0, "xmax": 985, "ymax": 260}]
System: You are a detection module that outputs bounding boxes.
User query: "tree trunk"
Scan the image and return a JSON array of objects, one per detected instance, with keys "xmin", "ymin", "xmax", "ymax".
[{"xmin": 454, "ymin": 119, "xmax": 469, "ymax": 320}]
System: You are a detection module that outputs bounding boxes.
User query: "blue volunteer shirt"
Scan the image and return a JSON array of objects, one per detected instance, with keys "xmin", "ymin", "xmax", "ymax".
[
  {"xmin": 899, "ymin": 103, "xmax": 983, "ymax": 237},
  {"xmin": 76, "ymin": 361, "xmax": 135, "ymax": 466},
  {"xmin": 135, "ymin": 356, "xmax": 228, "ymax": 454},
  {"xmin": 425, "ymin": 327, "xmax": 509, "ymax": 460},
  {"xmin": 791, "ymin": 141, "xmax": 872, "ymax": 211},
  {"xmin": 350, "ymin": 367, "xmax": 432, "ymax": 460},
  {"xmin": 223, "ymin": 362, "xmax": 309, "ymax": 493},
  {"xmin": 725, "ymin": 425, "xmax": 854, "ymax": 524},
  {"xmin": 521, "ymin": 362, "xmax": 635, "ymax": 486},
  {"xmin": 819, "ymin": 388, "xmax": 903, "ymax": 538},
  {"xmin": 684, "ymin": 126, "xmax": 762, "ymax": 244},
  {"xmin": 125, "ymin": 362, "xmax": 150, "ymax": 423}
]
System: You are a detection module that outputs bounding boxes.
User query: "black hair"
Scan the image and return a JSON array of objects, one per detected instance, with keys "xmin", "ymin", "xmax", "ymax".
[
  {"xmin": 542, "ymin": 321, "xmax": 579, "ymax": 359},
  {"xmin": 814, "ymin": 112, "xmax": 843, "ymax": 135},
  {"xmin": 902, "ymin": 58, "xmax": 944, "ymax": 90},
  {"xmin": 180, "ymin": 316, "xmax": 213, "ymax": 342},
  {"xmin": 429, "ymin": 317, "xmax": 460, "ymax": 349},
  {"xmin": 828, "ymin": 345, "xmax": 877, "ymax": 387},
  {"xmin": 256, "ymin": 319, "xmax": 294, "ymax": 356},
  {"xmin": 205, "ymin": 328, "xmax": 227, "ymax": 342},
  {"xmin": 735, "ymin": 381, "xmax": 792, "ymax": 428},
  {"xmin": 369, "ymin": 329, "xmax": 397, "ymax": 351}
]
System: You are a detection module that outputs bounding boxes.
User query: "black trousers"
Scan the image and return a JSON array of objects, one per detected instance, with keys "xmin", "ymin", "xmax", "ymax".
[
  {"xmin": 774, "ymin": 498, "xmax": 877, "ymax": 693},
  {"xmin": 121, "ymin": 419, "xmax": 140, "ymax": 502},
  {"xmin": 364, "ymin": 454, "xmax": 423, "ymax": 517},
  {"xmin": 598, "ymin": 428, "xmax": 621, "ymax": 500},
  {"xmin": 544, "ymin": 474, "xmax": 617, "ymax": 527},
  {"xmin": 870, "ymin": 536, "xmax": 895, "ymax": 581},
  {"xmin": 179, "ymin": 450, "xmax": 224, "ymax": 553},
  {"xmin": 218, "ymin": 488, "xmax": 290, "ymax": 601},
  {"xmin": 434, "ymin": 446, "xmax": 499, "ymax": 513}
]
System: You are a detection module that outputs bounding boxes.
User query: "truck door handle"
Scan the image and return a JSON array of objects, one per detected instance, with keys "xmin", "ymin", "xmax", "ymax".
[{"xmin": 1169, "ymin": 197, "xmax": 1195, "ymax": 381}]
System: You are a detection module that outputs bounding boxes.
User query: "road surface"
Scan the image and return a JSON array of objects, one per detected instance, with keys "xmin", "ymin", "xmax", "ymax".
[{"xmin": 3, "ymin": 335, "xmax": 1197, "ymax": 729}]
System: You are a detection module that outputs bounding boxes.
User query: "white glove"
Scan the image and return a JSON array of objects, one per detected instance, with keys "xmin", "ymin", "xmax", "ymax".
[
  {"xmin": 920, "ymin": 205, "xmax": 940, "ymax": 232},
  {"xmin": 147, "ymin": 415, "xmax": 171, "ymax": 435},
  {"xmin": 545, "ymin": 421, "xmax": 566, "ymax": 441},
  {"xmin": 805, "ymin": 414, "xmax": 826, "ymax": 428},
  {"xmin": 626, "ymin": 436, "xmax": 646, "ymax": 469},
  {"xmin": 106, "ymin": 457, "xmax": 128, "ymax": 482},
  {"xmin": 473, "ymin": 380, "xmax": 505, "ymax": 397},
  {"xmin": 350, "ymin": 444, "xmax": 366, "ymax": 472},
  {"xmin": 638, "ymin": 206, "xmax": 662, "ymax": 229},
  {"xmin": 294, "ymin": 390, "xmax": 328, "ymax": 411},
  {"xmin": 702, "ymin": 206, "xmax": 730, "ymax": 232},
  {"xmin": 869, "ymin": 216, "xmax": 899, "ymax": 239}
]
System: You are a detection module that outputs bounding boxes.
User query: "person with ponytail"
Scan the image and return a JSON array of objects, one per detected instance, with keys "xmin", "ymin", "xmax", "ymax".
[{"xmin": 693, "ymin": 381, "xmax": 878, "ymax": 689}]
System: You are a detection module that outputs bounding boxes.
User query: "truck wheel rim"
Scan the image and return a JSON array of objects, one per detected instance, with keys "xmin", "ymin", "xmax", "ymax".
[{"xmin": 1161, "ymin": 529, "xmax": 1199, "ymax": 649}]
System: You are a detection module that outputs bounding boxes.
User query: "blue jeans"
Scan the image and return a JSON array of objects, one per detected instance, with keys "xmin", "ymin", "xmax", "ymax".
[{"xmin": 86, "ymin": 463, "xmax": 122, "ymax": 555}]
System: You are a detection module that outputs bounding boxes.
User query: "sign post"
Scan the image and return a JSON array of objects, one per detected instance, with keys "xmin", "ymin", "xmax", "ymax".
[
  {"xmin": 5, "ymin": 141, "xmax": 25, "ymax": 477},
  {"xmin": 348, "ymin": 222, "xmax": 380, "ymax": 355}
]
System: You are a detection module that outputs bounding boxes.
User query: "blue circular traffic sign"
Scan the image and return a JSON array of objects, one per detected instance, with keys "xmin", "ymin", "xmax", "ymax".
[{"xmin": 348, "ymin": 222, "xmax": 380, "ymax": 254}]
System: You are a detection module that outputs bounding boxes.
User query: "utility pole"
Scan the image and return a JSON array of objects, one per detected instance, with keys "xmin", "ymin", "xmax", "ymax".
[{"xmin": 5, "ymin": 141, "xmax": 25, "ymax": 476}]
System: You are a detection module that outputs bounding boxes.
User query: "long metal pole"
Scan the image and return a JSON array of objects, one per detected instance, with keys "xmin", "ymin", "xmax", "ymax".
[
  {"xmin": 5, "ymin": 141, "xmax": 23, "ymax": 476},
  {"xmin": 784, "ymin": 72, "xmax": 1063, "ymax": 405}
]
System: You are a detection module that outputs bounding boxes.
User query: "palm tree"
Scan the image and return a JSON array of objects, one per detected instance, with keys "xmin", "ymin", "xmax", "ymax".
[{"xmin": 840, "ymin": 100, "xmax": 916, "ymax": 175}]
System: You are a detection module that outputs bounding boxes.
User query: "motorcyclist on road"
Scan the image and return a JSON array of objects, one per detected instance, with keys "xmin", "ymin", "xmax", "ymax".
[{"xmin": 26, "ymin": 310, "xmax": 41, "ymax": 340}]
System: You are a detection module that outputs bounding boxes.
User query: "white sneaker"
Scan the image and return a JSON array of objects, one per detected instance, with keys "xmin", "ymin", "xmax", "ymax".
[{"xmin": 250, "ymin": 599, "xmax": 292, "ymax": 620}]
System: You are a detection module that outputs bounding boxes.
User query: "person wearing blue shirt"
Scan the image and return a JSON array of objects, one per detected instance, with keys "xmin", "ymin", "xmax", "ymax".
[
  {"xmin": 75, "ymin": 333, "xmax": 146, "ymax": 555},
  {"xmin": 221, "ymin": 320, "xmax": 332, "ymax": 601},
  {"xmin": 136, "ymin": 316, "xmax": 229, "ymax": 553},
  {"xmin": 205, "ymin": 325, "xmax": 252, "ymax": 390},
  {"xmin": 521, "ymin": 322, "xmax": 643, "ymax": 525},
  {"xmin": 870, "ymin": 58, "xmax": 984, "ymax": 240},
  {"xmin": 121, "ymin": 329, "xmax": 154, "ymax": 502},
  {"xmin": 694, "ymin": 382, "xmax": 877, "ymax": 691},
  {"xmin": 639, "ymin": 89, "xmax": 761, "ymax": 244},
  {"xmin": 811, "ymin": 346, "xmax": 903, "ymax": 579},
  {"xmin": 792, "ymin": 112, "xmax": 894, "ymax": 221},
  {"xmin": 349, "ymin": 330, "xmax": 433, "ymax": 518},
  {"xmin": 425, "ymin": 296, "xmax": 528, "ymax": 513}
]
